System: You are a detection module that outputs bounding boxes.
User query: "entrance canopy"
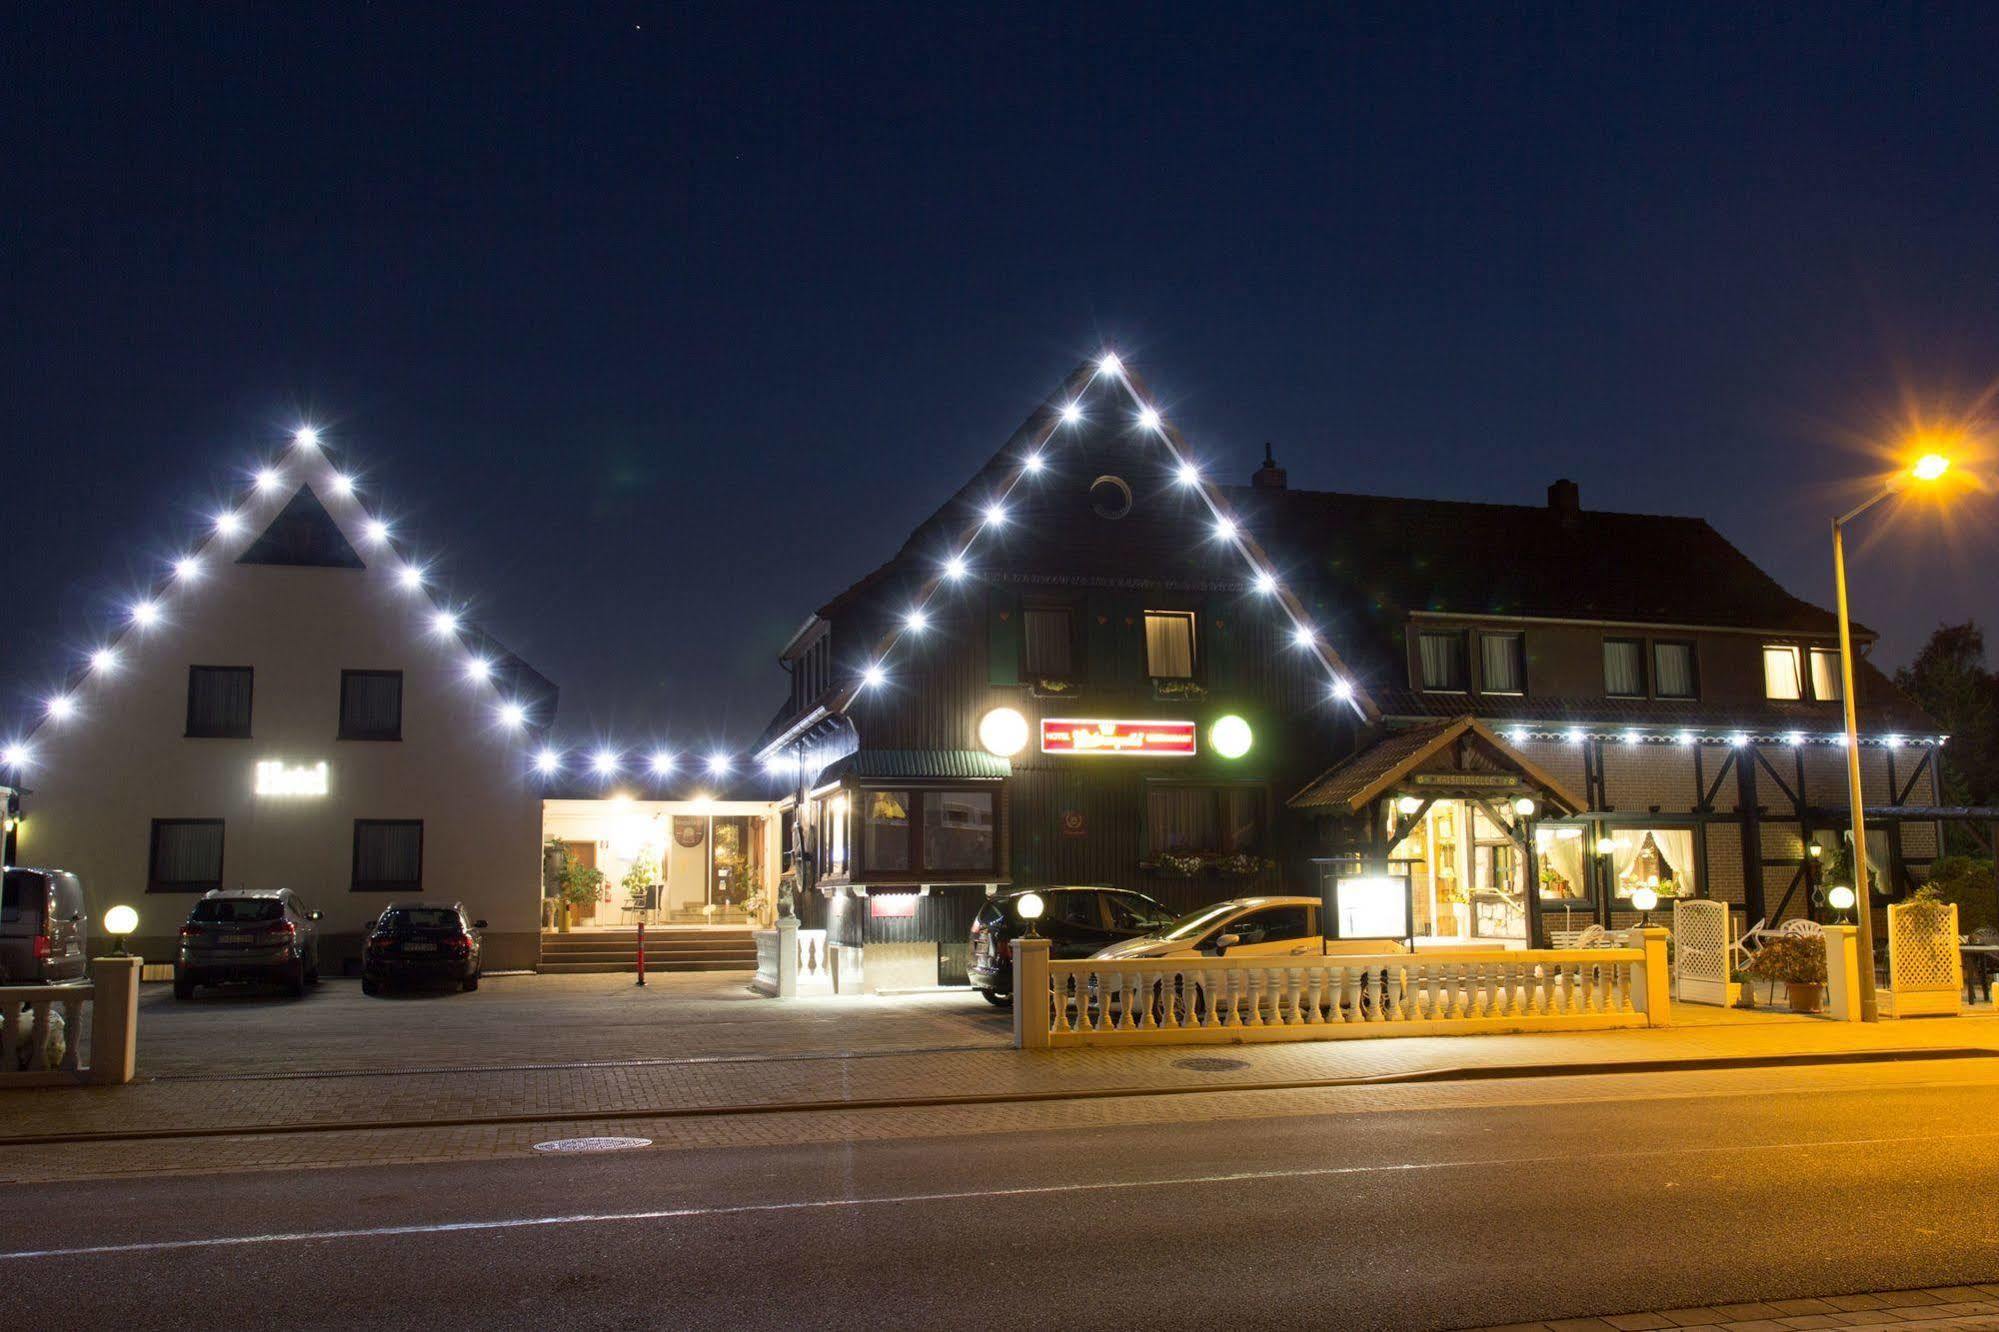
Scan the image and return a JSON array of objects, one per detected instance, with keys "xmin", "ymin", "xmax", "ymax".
[{"xmin": 1289, "ymin": 717, "xmax": 1588, "ymax": 816}]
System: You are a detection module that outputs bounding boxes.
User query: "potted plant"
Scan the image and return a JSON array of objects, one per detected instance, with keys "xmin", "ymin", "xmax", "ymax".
[
  {"xmin": 542, "ymin": 838, "xmax": 573, "ymax": 932},
  {"xmin": 621, "ymin": 851, "xmax": 658, "ymax": 919},
  {"xmin": 1156, "ymin": 852, "xmax": 1206, "ymax": 878},
  {"xmin": 1217, "ymin": 852, "xmax": 1272, "ymax": 879},
  {"xmin": 563, "ymin": 865, "xmax": 606, "ymax": 928},
  {"xmin": 1731, "ymin": 966, "xmax": 1755, "ymax": 1009},
  {"xmin": 1747, "ymin": 933, "xmax": 1827, "ymax": 1013}
]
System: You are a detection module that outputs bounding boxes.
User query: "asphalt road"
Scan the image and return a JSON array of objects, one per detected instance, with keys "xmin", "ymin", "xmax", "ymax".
[{"xmin": 5, "ymin": 1060, "xmax": 1999, "ymax": 1331}]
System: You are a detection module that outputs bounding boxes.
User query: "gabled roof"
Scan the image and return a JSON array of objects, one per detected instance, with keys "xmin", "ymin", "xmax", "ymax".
[
  {"xmin": 237, "ymin": 486, "xmax": 366, "ymax": 569},
  {"xmin": 1289, "ymin": 716, "xmax": 1589, "ymax": 814}
]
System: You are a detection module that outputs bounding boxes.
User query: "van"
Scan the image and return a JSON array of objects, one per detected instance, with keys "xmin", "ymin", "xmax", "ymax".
[{"xmin": 0, "ymin": 867, "xmax": 90, "ymax": 984}]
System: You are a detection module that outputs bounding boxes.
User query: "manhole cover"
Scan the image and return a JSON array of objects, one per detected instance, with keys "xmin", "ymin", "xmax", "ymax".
[
  {"xmin": 532, "ymin": 1136, "xmax": 653, "ymax": 1154},
  {"xmin": 1173, "ymin": 1057, "xmax": 1249, "ymax": 1073}
]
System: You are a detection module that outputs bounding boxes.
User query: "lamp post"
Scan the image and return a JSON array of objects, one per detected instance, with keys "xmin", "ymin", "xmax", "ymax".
[{"xmin": 1832, "ymin": 450, "xmax": 1952, "ymax": 1022}]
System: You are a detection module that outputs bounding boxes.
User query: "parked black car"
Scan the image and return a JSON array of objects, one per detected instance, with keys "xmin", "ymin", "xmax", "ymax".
[
  {"xmin": 968, "ymin": 887, "xmax": 1174, "ymax": 1006},
  {"xmin": 362, "ymin": 901, "xmax": 485, "ymax": 995}
]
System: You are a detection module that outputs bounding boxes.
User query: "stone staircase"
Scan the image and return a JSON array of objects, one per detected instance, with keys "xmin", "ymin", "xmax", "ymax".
[{"xmin": 537, "ymin": 927, "xmax": 759, "ymax": 974}]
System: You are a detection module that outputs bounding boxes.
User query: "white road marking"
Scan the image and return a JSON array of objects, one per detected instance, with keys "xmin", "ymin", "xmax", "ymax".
[{"xmin": 8, "ymin": 1126, "xmax": 1999, "ymax": 1263}]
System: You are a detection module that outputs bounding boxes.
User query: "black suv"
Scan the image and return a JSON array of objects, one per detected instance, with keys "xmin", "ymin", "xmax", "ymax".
[
  {"xmin": 362, "ymin": 901, "xmax": 486, "ymax": 995},
  {"xmin": 968, "ymin": 887, "xmax": 1174, "ymax": 1006}
]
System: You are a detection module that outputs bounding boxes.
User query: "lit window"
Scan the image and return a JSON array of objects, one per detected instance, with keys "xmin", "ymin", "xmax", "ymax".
[
  {"xmin": 1144, "ymin": 610, "xmax": 1197, "ymax": 680},
  {"xmin": 1763, "ymin": 645, "xmax": 1803, "ymax": 700},
  {"xmin": 1809, "ymin": 647, "xmax": 1842, "ymax": 701}
]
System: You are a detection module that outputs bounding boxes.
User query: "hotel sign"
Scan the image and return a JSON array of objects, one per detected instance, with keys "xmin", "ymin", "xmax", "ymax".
[
  {"xmin": 1040, "ymin": 718, "xmax": 1197, "ymax": 757},
  {"xmin": 256, "ymin": 760, "xmax": 329, "ymax": 797}
]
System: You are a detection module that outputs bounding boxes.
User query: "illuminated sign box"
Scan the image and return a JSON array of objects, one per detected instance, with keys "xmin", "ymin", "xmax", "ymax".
[
  {"xmin": 1040, "ymin": 718, "xmax": 1197, "ymax": 757},
  {"xmin": 1328, "ymin": 873, "xmax": 1413, "ymax": 942},
  {"xmin": 256, "ymin": 760, "xmax": 329, "ymax": 797}
]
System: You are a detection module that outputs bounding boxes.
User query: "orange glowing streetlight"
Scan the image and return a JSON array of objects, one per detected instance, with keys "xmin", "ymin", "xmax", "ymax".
[{"xmin": 1831, "ymin": 448, "xmax": 1955, "ymax": 1021}]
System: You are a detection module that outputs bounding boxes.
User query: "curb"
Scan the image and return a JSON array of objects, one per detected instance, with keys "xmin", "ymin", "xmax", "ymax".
[{"xmin": 2, "ymin": 1045, "xmax": 1991, "ymax": 1150}]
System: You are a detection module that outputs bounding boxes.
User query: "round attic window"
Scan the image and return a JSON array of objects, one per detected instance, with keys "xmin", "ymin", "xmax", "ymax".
[{"xmin": 1089, "ymin": 474, "xmax": 1133, "ymax": 520}]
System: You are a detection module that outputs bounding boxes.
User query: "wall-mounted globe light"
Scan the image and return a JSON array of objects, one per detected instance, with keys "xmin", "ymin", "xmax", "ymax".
[
  {"xmin": 1209, "ymin": 714, "xmax": 1253, "ymax": 760},
  {"xmin": 978, "ymin": 707, "xmax": 1029, "ymax": 758}
]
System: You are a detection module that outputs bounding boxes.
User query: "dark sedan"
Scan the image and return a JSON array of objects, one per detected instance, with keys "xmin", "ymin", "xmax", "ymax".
[
  {"xmin": 968, "ymin": 887, "xmax": 1174, "ymax": 1006},
  {"xmin": 361, "ymin": 902, "xmax": 485, "ymax": 995}
]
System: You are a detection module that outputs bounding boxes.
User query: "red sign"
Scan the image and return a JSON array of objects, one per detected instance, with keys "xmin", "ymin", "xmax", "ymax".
[
  {"xmin": 1040, "ymin": 718, "xmax": 1197, "ymax": 757},
  {"xmin": 867, "ymin": 893, "xmax": 920, "ymax": 919},
  {"xmin": 1060, "ymin": 809, "xmax": 1087, "ymax": 837}
]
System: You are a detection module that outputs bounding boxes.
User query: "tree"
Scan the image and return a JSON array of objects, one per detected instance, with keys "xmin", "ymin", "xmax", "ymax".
[{"xmin": 1894, "ymin": 622, "xmax": 1999, "ymax": 812}]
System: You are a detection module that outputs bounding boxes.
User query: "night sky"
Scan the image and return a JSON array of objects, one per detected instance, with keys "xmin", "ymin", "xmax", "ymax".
[{"xmin": 7, "ymin": 5, "xmax": 1998, "ymax": 755}]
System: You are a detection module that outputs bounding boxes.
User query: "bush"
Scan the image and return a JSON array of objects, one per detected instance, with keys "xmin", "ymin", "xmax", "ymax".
[
  {"xmin": 1747, "ymin": 934, "xmax": 1827, "ymax": 986},
  {"xmin": 1917, "ymin": 856, "xmax": 1996, "ymax": 933}
]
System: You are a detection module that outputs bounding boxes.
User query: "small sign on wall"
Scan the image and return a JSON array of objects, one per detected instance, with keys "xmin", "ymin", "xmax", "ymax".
[
  {"xmin": 868, "ymin": 893, "xmax": 920, "ymax": 919},
  {"xmin": 1060, "ymin": 809, "xmax": 1087, "ymax": 837}
]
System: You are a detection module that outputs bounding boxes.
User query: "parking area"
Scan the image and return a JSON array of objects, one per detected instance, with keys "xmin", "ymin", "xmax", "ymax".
[{"xmin": 132, "ymin": 971, "xmax": 1014, "ymax": 1078}]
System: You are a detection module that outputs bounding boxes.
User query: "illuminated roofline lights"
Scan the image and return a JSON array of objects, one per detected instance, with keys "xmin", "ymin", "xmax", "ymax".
[
  {"xmin": 1137, "ymin": 406, "xmax": 1162, "ymax": 431},
  {"xmin": 650, "ymin": 751, "xmax": 676, "ymax": 776},
  {"xmin": 1097, "ymin": 352, "xmax": 1123, "ymax": 377},
  {"xmin": 294, "ymin": 426, "xmax": 321, "ymax": 449},
  {"xmin": 254, "ymin": 467, "xmax": 282, "ymax": 494},
  {"xmin": 172, "ymin": 556, "xmax": 201, "ymax": 582},
  {"xmin": 1060, "ymin": 401, "xmax": 1082, "ymax": 424},
  {"xmin": 498, "ymin": 702, "xmax": 527, "ymax": 729},
  {"xmin": 534, "ymin": 748, "xmax": 561, "ymax": 774}
]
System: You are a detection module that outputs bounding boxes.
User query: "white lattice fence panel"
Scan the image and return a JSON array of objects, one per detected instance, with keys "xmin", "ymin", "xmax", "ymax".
[
  {"xmin": 1673, "ymin": 898, "xmax": 1731, "ymax": 1005},
  {"xmin": 1888, "ymin": 901, "xmax": 1962, "ymax": 1017}
]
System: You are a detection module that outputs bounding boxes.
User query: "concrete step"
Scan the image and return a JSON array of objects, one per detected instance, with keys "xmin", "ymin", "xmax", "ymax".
[{"xmin": 536, "ymin": 960, "xmax": 756, "ymax": 974}]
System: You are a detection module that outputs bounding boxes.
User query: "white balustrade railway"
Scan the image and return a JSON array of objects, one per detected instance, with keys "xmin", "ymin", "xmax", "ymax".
[
  {"xmin": 1016, "ymin": 931, "xmax": 1670, "ymax": 1048},
  {"xmin": 1, "ymin": 984, "xmax": 90, "ymax": 1085}
]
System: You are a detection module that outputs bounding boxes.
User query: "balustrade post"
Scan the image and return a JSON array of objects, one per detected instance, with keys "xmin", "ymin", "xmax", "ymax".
[
  {"xmin": 89, "ymin": 955, "xmax": 143, "ymax": 1086},
  {"xmin": 776, "ymin": 916, "xmax": 799, "ymax": 999},
  {"xmin": 1821, "ymin": 924, "xmax": 1862, "ymax": 1022},
  {"xmin": 1012, "ymin": 936, "xmax": 1052, "ymax": 1049},
  {"xmin": 1629, "ymin": 926, "xmax": 1671, "ymax": 1027}
]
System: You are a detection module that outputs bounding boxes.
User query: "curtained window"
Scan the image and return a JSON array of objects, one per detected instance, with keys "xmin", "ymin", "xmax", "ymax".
[
  {"xmin": 1608, "ymin": 827, "xmax": 1697, "ymax": 899},
  {"xmin": 1146, "ymin": 785, "xmax": 1266, "ymax": 857},
  {"xmin": 1144, "ymin": 611, "xmax": 1197, "ymax": 679},
  {"xmin": 1417, "ymin": 632, "xmax": 1467, "ymax": 691},
  {"xmin": 149, "ymin": 819, "xmax": 225, "ymax": 891},
  {"xmin": 1603, "ymin": 639, "xmax": 1645, "ymax": 697},
  {"xmin": 352, "ymin": 820, "xmax": 423, "ymax": 892},
  {"xmin": 1763, "ymin": 645, "xmax": 1803, "ymax": 700},
  {"xmin": 186, "ymin": 666, "xmax": 253, "ymax": 738},
  {"xmin": 1653, "ymin": 641, "xmax": 1697, "ymax": 699},
  {"xmin": 339, "ymin": 670, "xmax": 404, "ymax": 740},
  {"xmin": 1022, "ymin": 608, "xmax": 1074, "ymax": 677},
  {"xmin": 1479, "ymin": 633, "xmax": 1524, "ymax": 694},
  {"xmin": 1809, "ymin": 648, "xmax": 1842, "ymax": 701},
  {"xmin": 1535, "ymin": 826, "xmax": 1589, "ymax": 900}
]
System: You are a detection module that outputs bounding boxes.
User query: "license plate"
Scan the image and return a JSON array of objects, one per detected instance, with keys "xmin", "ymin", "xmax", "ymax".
[
  {"xmin": 219, "ymin": 933, "xmax": 253, "ymax": 944},
  {"xmin": 402, "ymin": 941, "xmax": 436, "ymax": 952}
]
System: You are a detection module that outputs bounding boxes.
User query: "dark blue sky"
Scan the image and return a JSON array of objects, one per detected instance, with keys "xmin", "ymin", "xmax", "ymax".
[{"xmin": 6, "ymin": 4, "xmax": 1998, "ymax": 754}]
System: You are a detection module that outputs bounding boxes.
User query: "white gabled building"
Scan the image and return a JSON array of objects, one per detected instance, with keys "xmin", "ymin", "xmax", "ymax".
[{"xmin": 12, "ymin": 441, "xmax": 557, "ymax": 970}]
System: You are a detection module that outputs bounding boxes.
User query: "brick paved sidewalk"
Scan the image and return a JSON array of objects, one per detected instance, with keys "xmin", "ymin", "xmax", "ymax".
[
  {"xmin": 6, "ymin": 1003, "xmax": 1997, "ymax": 1150},
  {"xmin": 1469, "ymin": 1281, "xmax": 1999, "ymax": 1330}
]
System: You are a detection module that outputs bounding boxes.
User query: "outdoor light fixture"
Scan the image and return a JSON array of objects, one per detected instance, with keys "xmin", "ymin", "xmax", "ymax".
[
  {"xmin": 130, "ymin": 599, "xmax": 161, "ymax": 628},
  {"xmin": 534, "ymin": 748, "xmax": 561, "ymax": 775},
  {"xmin": 1622, "ymin": 730, "xmax": 1641, "ymax": 745},
  {"xmin": 1507, "ymin": 727, "xmax": 1528, "ymax": 744},
  {"xmin": 364, "ymin": 518, "xmax": 391, "ymax": 544},
  {"xmin": 904, "ymin": 609, "xmax": 928, "ymax": 632},
  {"xmin": 102, "ymin": 904, "xmax": 139, "ymax": 957},
  {"xmin": 1630, "ymin": 885, "xmax": 1660, "ymax": 926},
  {"xmin": 1565, "ymin": 729, "xmax": 1585, "ymax": 744},
  {"xmin": 1017, "ymin": 891, "xmax": 1045, "ymax": 937},
  {"xmin": 465, "ymin": 657, "xmax": 493, "ymax": 682},
  {"xmin": 398, "ymin": 564, "xmax": 424, "ymax": 591},
  {"xmin": 1060, "ymin": 401, "xmax": 1082, "ymax": 424},
  {"xmin": 214, "ymin": 510, "xmax": 244, "ymax": 537},
  {"xmin": 1396, "ymin": 795, "xmax": 1423, "ymax": 815},
  {"xmin": 1785, "ymin": 731, "xmax": 1805, "ymax": 746},
  {"xmin": 1253, "ymin": 570, "xmax": 1277, "ymax": 594},
  {"xmin": 1728, "ymin": 733, "xmax": 1748, "ymax": 747},
  {"xmin": 983, "ymin": 502, "xmax": 1007, "ymax": 527},
  {"xmin": 293, "ymin": 426, "xmax": 321, "ymax": 449},
  {"xmin": 1214, "ymin": 517, "xmax": 1238, "ymax": 541},
  {"xmin": 1513, "ymin": 796, "xmax": 1537, "ymax": 818},
  {"xmin": 1, "ymin": 743, "xmax": 29, "ymax": 768},
  {"xmin": 1331, "ymin": 679, "xmax": 1354, "ymax": 701},
  {"xmin": 89, "ymin": 647, "xmax": 118, "ymax": 674},
  {"xmin": 862, "ymin": 665, "xmax": 886, "ymax": 689},
  {"xmin": 330, "ymin": 472, "xmax": 355, "ymax": 497},
  {"xmin": 431, "ymin": 610, "xmax": 459, "ymax": 636},
  {"xmin": 1209, "ymin": 714, "xmax": 1254, "ymax": 759},
  {"xmin": 44, "ymin": 694, "xmax": 76, "ymax": 722},
  {"xmin": 977, "ymin": 706, "xmax": 1029, "ymax": 757},
  {"xmin": 1808, "ymin": 843, "xmax": 1823, "ymax": 859},
  {"xmin": 591, "ymin": 749, "xmax": 619, "ymax": 776},
  {"xmin": 1886, "ymin": 734, "xmax": 1904, "ymax": 748},
  {"xmin": 1828, "ymin": 884, "xmax": 1857, "ymax": 915},
  {"xmin": 706, "ymin": 752, "xmax": 731, "ymax": 777},
  {"xmin": 1912, "ymin": 453, "xmax": 1951, "ymax": 482},
  {"xmin": 172, "ymin": 556, "xmax": 200, "ymax": 582},
  {"xmin": 1023, "ymin": 452, "xmax": 1044, "ymax": 473},
  {"xmin": 1676, "ymin": 731, "xmax": 1695, "ymax": 746},
  {"xmin": 1291, "ymin": 624, "xmax": 1315, "ymax": 648},
  {"xmin": 649, "ymin": 751, "xmax": 676, "ymax": 776},
  {"xmin": 254, "ymin": 467, "xmax": 282, "ymax": 493},
  {"xmin": 498, "ymin": 702, "xmax": 527, "ymax": 730},
  {"xmin": 1137, "ymin": 406, "xmax": 1162, "ymax": 431},
  {"xmin": 1176, "ymin": 462, "xmax": 1200, "ymax": 486},
  {"xmin": 943, "ymin": 555, "xmax": 967, "ymax": 580},
  {"xmin": 1097, "ymin": 353, "xmax": 1122, "ymax": 377}
]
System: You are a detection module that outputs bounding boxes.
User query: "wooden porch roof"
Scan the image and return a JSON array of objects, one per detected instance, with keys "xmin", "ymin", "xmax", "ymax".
[{"xmin": 1288, "ymin": 716, "xmax": 1590, "ymax": 815}]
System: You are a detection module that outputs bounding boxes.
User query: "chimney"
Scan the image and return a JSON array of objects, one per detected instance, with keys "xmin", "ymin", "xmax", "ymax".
[
  {"xmin": 1547, "ymin": 478, "xmax": 1580, "ymax": 527},
  {"xmin": 1252, "ymin": 442, "xmax": 1288, "ymax": 490}
]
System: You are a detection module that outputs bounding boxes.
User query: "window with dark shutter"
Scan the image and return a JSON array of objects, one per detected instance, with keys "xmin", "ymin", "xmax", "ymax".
[
  {"xmin": 352, "ymin": 820, "xmax": 423, "ymax": 892},
  {"xmin": 185, "ymin": 667, "xmax": 253, "ymax": 738},
  {"xmin": 339, "ymin": 670, "xmax": 403, "ymax": 740},
  {"xmin": 149, "ymin": 819, "xmax": 225, "ymax": 891},
  {"xmin": 1022, "ymin": 607, "xmax": 1074, "ymax": 677}
]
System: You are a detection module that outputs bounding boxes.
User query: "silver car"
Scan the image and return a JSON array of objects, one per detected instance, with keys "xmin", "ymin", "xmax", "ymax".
[
  {"xmin": 175, "ymin": 889, "xmax": 322, "ymax": 999},
  {"xmin": 0, "ymin": 867, "xmax": 89, "ymax": 985}
]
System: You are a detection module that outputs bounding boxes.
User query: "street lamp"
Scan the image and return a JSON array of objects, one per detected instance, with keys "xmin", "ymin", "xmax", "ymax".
[{"xmin": 1832, "ymin": 450, "xmax": 1952, "ymax": 1022}]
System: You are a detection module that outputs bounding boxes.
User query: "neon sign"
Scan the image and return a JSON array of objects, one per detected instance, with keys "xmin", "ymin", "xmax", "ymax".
[
  {"xmin": 255, "ymin": 760, "xmax": 329, "ymax": 797},
  {"xmin": 1039, "ymin": 718, "xmax": 1197, "ymax": 757}
]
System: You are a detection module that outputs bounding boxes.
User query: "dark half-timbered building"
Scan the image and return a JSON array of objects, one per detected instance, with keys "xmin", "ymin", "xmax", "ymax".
[{"xmin": 754, "ymin": 359, "xmax": 1946, "ymax": 991}]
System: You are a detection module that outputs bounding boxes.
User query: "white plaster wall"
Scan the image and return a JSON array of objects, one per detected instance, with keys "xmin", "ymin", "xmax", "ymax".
[{"xmin": 16, "ymin": 475, "xmax": 545, "ymax": 968}]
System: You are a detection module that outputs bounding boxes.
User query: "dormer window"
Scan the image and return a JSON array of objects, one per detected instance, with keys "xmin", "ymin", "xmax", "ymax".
[
  {"xmin": 1762, "ymin": 645, "xmax": 1804, "ymax": 700},
  {"xmin": 1809, "ymin": 647, "xmax": 1843, "ymax": 701},
  {"xmin": 1417, "ymin": 631, "xmax": 1468, "ymax": 691}
]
